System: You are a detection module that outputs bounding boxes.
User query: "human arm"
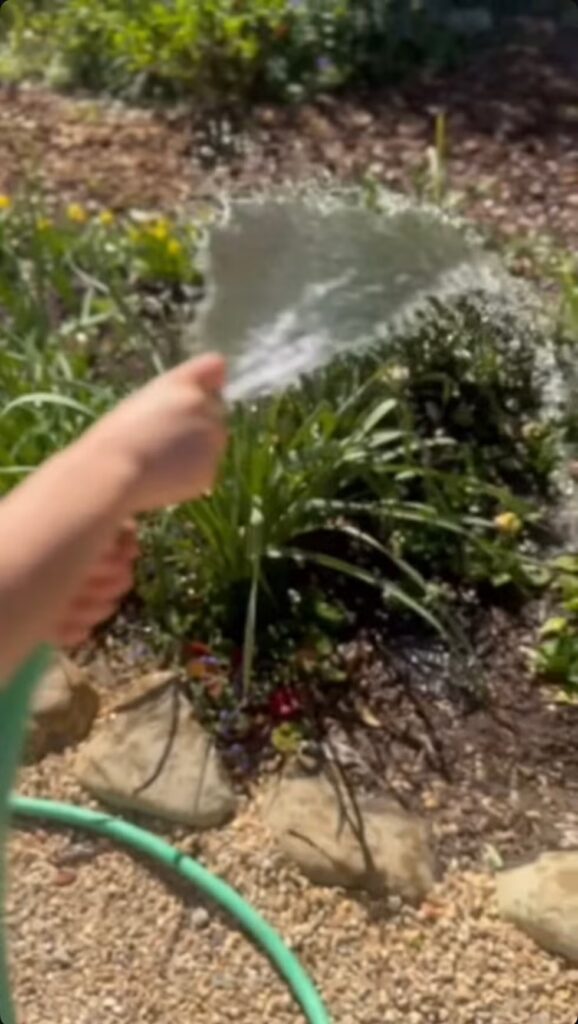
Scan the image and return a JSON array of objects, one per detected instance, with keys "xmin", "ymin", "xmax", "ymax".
[{"xmin": 0, "ymin": 353, "xmax": 226, "ymax": 680}]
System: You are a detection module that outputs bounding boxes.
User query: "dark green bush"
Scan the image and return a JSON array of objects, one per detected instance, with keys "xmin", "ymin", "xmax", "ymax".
[{"xmin": 387, "ymin": 297, "xmax": 559, "ymax": 494}]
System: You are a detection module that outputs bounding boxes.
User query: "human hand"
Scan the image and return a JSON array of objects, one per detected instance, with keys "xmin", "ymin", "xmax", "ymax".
[
  {"xmin": 49, "ymin": 521, "xmax": 139, "ymax": 648},
  {"xmin": 88, "ymin": 353, "xmax": 227, "ymax": 514}
]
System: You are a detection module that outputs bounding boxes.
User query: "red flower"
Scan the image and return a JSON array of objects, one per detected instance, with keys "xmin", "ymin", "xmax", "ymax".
[
  {"xmin": 268, "ymin": 686, "xmax": 302, "ymax": 721},
  {"xmin": 184, "ymin": 641, "xmax": 211, "ymax": 659},
  {"xmin": 231, "ymin": 648, "xmax": 244, "ymax": 672}
]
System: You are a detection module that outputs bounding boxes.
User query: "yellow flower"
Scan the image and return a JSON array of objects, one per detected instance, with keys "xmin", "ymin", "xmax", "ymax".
[
  {"xmin": 166, "ymin": 238, "xmax": 183, "ymax": 257},
  {"xmin": 0, "ymin": 195, "xmax": 11, "ymax": 210},
  {"xmin": 67, "ymin": 203, "xmax": 88, "ymax": 224},
  {"xmin": 494, "ymin": 511, "xmax": 523, "ymax": 537},
  {"xmin": 381, "ymin": 364, "xmax": 409, "ymax": 386},
  {"xmin": 147, "ymin": 218, "xmax": 169, "ymax": 241},
  {"xmin": 98, "ymin": 210, "xmax": 115, "ymax": 227},
  {"xmin": 521, "ymin": 421, "xmax": 546, "ymax": 442},
  {"xmin": 36, "ymin": 216, "xmax": 53, "ymax": 232}
]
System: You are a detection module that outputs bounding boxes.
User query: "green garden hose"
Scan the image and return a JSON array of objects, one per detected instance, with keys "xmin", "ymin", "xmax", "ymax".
[{"xmin": 0, "ymin": 651, "xmax": 331, "ymax": 1024}]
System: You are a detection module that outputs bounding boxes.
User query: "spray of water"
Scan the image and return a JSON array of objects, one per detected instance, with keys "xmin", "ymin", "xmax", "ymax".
[{"xmin": 187, "ymin": 193, "xmax": 555, "ymax": 405}]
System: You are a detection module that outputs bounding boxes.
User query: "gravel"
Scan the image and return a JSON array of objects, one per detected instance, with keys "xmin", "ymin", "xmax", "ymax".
[{"xmin": 5, "ymin": 751, "xmax": 578, "ymax": 1024}]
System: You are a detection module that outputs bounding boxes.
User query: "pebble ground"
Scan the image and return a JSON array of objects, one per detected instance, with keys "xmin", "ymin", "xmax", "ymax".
[{"xmin": 6, "ymin": 751, "xmax": 578, "ymax": 1024}]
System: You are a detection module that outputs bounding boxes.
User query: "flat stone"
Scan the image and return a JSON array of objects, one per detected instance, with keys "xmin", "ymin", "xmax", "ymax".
[
  {"xmin": 25, "ymin": 655, "xmax": 99, "ymax": 762},
  {"xmin": 111, "ymin": 670, "xmax": 177, "ymax": 712},
  {"xmin": 75, "ymin": 683, "xmax": 235, "ymax": 828},
  {"xmin": 497, "ymin": 851, "xmax": 578, "ymax": 962},
  {"xmin": 262, "ymin": 770, "xmax": 435, "ymax": 902}
]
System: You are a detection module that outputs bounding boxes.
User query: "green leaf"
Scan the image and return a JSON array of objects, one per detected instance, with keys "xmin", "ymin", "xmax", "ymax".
[
  {"xmin": 241, "ymin": 553, "xmax": 260, "ymax": 696},
  {"xmin": 539, "ymin": 617, "xmax": 569, "ymax": 639},
  {"xmin": 553, "ymin": 555, "xmax": 578, "ymax": 576},
  {"xmin": 357, "ymin": 398, "xmax": 397, "ymax": 436},
  {"xmin": 271, "ymin": 723, "xmax": 302, "ymax": 755},
  {"xmin": 1, "ymin": 392, "xmax": 93, "ymax": 418}
]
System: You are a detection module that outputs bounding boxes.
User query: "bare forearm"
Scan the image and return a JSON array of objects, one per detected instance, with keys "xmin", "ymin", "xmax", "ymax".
[{"xmin": 0, "ymin": 432, "xmax": 137, "ymax": 680}]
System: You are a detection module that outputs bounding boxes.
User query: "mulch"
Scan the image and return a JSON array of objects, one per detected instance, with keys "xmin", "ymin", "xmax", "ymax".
[{"xmin": 0, "ymin": 18, "xmax": 576, "ymax": 251}]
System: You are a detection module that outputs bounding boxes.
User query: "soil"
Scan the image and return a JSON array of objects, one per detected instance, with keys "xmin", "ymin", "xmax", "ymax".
[{"xmin": 323, "ymin": 605, "xmax": 578, "ymax": 871}]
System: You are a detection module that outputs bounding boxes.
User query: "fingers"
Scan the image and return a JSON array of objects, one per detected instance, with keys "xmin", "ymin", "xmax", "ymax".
[
  {"xmin": 79, "ymin": 560, "xmax": 135, "ymax": 593},
  {"xmin": 71, "ymin": 530, "xmax": 137, "ymax": 605},
  {"xmin": 99, "ymin": 520, "xmax": 140, "ymax": 569},
  {"xmin": 52, "ymin": 596, "xmax": 122, "ymax": 649},
  {"xmin": 178, "ymin": 353, "xmax": 227, "ymax": 395},
  {"xmin": 51, "ymin": 520, "xmax": 139, "ymax": 649},
  {"xmin": 112, "ymin": 519, "xmax": 139, "ymax": 555},
  {"xmin": 52, "ymin": 580, "xmax": 131, "ymax": 649},
  {"xmin": 54, "ymin": 625, "xmax": 91, "ymax": 648}
]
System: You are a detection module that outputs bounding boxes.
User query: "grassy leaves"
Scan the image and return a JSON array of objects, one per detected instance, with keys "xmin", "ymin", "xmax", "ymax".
[{"xmin": 141, "ymin": 342, "xmax": 553, "ymax": 678}]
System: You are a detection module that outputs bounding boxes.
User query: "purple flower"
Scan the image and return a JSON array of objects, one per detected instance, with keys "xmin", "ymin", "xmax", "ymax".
[{"xmin": 317, "ymin": 56, "xmax": 335, "ymax": 75}]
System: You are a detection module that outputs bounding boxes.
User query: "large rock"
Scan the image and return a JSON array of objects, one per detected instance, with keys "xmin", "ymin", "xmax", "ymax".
[
  {"xmin": 497, "ymin": 851, "xmax": 578, "ymax": 962},
  {"xmin": 75, "ymin": 681, "xmax": 236, "ymax": 828},
  {"xmin": 25, "ymin": 656, "xmax": 99, "ymax": 762},
  {"xmin": 262, "ymin": 770, "xmax": 435, "ymax": 902}
]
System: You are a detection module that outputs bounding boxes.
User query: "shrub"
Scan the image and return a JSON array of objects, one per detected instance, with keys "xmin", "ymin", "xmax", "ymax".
[
  {"xmin": 386, "ymin": 296, "xmax": 560, "ymax": 495},
  {"xmin": 3, "ymin": 0, "xmax": 466, "ymax": 102}
]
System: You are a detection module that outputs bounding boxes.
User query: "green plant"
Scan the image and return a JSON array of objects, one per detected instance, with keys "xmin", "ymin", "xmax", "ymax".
[
  {"xmin": 533, "ymin": 556, "xmax": 578, "ymax": 693},
  {"xmin": 3, "ymin": 0, "xmax": 467, "ymax": 103},
  {"xmin": 558, "ymin": 257, "xmax": 578, "ymax": 341},
  {"xmin": 386, "ymin": 295, "xmax": 560, "ymax": 496},
  {"xmin": 139, "ymin": 368, "xmax": 455, "ymax": 685},
  {"xmin": 412, "ymin": 111, "xmax": 456, "ymax": 209},
  {"xmin": 139, "ymin": 315, "xmax": 556, "ymax": 684},
  {"xmin": 0, "ymin": 192, "xmax": 203, "ymax": 487}
]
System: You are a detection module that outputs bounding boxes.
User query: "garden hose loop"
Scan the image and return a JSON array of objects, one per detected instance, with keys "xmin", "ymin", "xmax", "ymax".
[{"xmin": 0, "ymin": 652, "xmax": 332, "ymax": 1024}]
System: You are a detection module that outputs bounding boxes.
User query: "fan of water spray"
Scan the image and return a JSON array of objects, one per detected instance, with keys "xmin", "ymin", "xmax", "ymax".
[{"xmin": 187, "ymin": 191, "xmax": 542, "ymax": 404}]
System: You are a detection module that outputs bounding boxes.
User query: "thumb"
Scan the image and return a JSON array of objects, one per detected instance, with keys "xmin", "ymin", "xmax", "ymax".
[{"xmin": 178, "ymin": 353, "xmax": 226, "ymax": 395}]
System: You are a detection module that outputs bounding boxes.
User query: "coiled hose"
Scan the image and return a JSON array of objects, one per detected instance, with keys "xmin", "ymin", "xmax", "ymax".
[{"xmin": 0, "ymin": 650, "xmax": 332, "ymax": 1024}]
